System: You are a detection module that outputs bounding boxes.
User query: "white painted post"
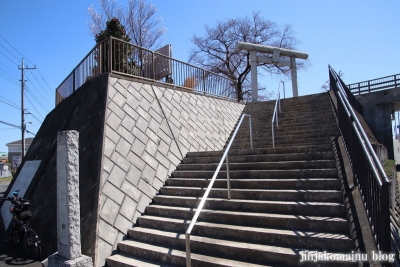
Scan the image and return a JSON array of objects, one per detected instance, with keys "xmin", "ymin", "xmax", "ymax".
[
  {"xmin": 250, "ymin": 50, "xmax": 258, "ymax": 102},
  {"xmin": 48, "ymin": 130, "xmax": 93, "ymax": 267},
  {"xmin": 290, "ymin": 56, "xmax": 298, "ymax": 97}
]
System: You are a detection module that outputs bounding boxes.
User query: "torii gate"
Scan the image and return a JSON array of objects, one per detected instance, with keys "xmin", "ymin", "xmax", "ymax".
[{"xmin": 236, "ymin": 42, "xmax": 309, "ymax": 102}]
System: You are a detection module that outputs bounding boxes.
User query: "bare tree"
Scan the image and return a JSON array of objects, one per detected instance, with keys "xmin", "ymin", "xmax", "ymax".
[
  {"xmin": 87, "ymin": 0, "xmax": 166, "ymax": 50},
  {"xmin": 321, "ymin": 70, "xmax": 344, "ymax": 92},
  {"xmin": 189, "ymin": 12, "xmax": 309, "ymax": 101}
]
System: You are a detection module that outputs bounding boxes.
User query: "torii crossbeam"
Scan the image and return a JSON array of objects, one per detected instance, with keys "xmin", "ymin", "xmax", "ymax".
[{"xmin": 236, "ymin": 42, "xmax": 308, "ymax": 102}]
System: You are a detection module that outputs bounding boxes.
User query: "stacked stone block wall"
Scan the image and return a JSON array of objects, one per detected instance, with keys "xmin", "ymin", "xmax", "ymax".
[{"xmin": 95, "ymin": 77, "xmax": 244, "ymax": 266}]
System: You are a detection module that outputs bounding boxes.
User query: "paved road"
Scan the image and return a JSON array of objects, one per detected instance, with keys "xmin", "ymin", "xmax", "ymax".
[{"xmin": 0, "ymin": 180, "xmax": 42, "ymax": 267}]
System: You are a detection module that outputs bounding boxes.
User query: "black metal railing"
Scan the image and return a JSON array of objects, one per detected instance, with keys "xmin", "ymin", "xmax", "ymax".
[
  {"xmin": 329, "ymin": 66, "xmax": 391, "ymax": 258},
  {"xmin": 348, "ymin": 73, "xmax": 400, "ymax": 95},
  {"xmin": 55, "ymin": 37, "xmax": 236, "ymax": 105}
]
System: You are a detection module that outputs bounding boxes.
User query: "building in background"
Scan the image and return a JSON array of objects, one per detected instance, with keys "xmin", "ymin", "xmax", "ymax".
[
  {"xmin": 0, "ymin": 152, "xmax": 7, "ymax": 163},
  {"xmin": 6, "ymin": 138, "xmax": 34, "ymax": 168}
]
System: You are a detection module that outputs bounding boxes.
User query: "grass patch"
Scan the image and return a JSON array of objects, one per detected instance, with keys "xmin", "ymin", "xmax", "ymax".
[
  {"xmin": 0, "ymin": 176, "xmax": 13, "ymax": 182},
  {"xmin": 384, "ymin": 159, "xmax": 396, "ymax": 178}
]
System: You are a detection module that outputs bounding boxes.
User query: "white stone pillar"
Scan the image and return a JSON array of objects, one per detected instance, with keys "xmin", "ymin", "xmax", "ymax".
[
  {"xmin": 250, "ymin": 50, "xmax": 258, "ymax": 102},
  {"xmin": 48, "ymin": 130, "xmax": 93, "ymax": 267},
  {"xmin": 290, "ymin": 56, "xmax": 298, "ymax": 97}
]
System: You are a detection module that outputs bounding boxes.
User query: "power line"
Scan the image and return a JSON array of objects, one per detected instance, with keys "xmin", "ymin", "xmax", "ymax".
[
  {"xmin": 0, "ymin": 120, "xmax": 21, "ymax": 129},
  {"xmin": 0, "ymin": 99, "xmax": 20, "ymax": 109},
  {"xmin": 0, "ymin": 50, "xmax": 18, "ymax": 65},
  {"xmin": 0, "ymin": 120, "xmax": 36, "ymax": 136},
  {"xmin": 0, "ymin": 67, "xmax": 19, "ymax": 80},
  {"xmin": 25, "ymin": 110, "xmax": 43, "ymax": 124},
  {"xmin": 0, "ymin": 72, "xmax": 19, "ymax": 86},
  {"xmin": 26, "ymin": 86, "xmax": 50, "ymax": 115},
  {"xmin": 25, "ymin": 76, "xmax": 53, "ymax": 107},
  {"xmin": 0, "ymin": 43, "xmax": 20, "ymax": 61},
  {"xmin": 0, "ymin": 95, "xmax": 20, "ymax": 108},
  {"xmin": 25, "ymin": 93, "xmax": 45, "ymax": 120},
  {"xmin": 0, "ymin": 35, "xmax": 54, "ymax": 104},
  {"xmin": 0, "ymin": 35, "xmax": 34, "ymax": 65},
  {"xmin": 36, "ymin": 68, "xmax": 54, "ymax": 96},
  {"xmin": 26, "ymin": 70, "xmax": 54, "ymax": 104}
]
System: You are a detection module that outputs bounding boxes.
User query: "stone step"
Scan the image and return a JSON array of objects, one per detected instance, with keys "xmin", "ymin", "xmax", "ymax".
[
  {"xmin": 181, "ymin": 151, "xmax": 334, "ymax": 164},
  {"xmin": 165, "ymin": 178, "xmax": 340, "ymax": 190},
  {"xmin": 231, "ymin": 136, "xmax": 332, "ymax": 144},
  {"xmin": 236, "ymin": 126, "xmax": 339, "ymax": 137},
  {"xmin": 127, "ymin": 227, "xmax": 353, "ymax": 266},
  {"xmin": 256, "ymin": 106, "xmax": 332, "ymax": 114},
  {"xmin": 240, "ymin": 114, "xmax": 337, "ymax": 123},
  {"xmin": 107, "ymin": 253, "xmax": 177, "ymax": 267},
  {"xmin": 230, "ymin": 140, "xmax": 332, "ymax": 149},
  {"xmin": 116, "ymin": 239, "xmax": 270, "ymax": 267},
  {"xmin": 171, "ymin": 169, "xmax": 338, "ymax": 179},
  {"xmin": 239, "ymin": 118, "xmax": 335, "ymax": 127},
  {"xmin": 235, "ymin": 127, "xmax": 339, "ymax": 137},
  {"xmin": 185, "ymin": 144, "xmax": 334, "ymax": 158},
  {"xmin": 176, "ymin": 160, "xmax": 336, "ymax": 171},
  {"xmin": 130, "ymin": 224, "xmax": 353, "ymax": 254},
  {"xmin": 153, "ymin": 195, "xmax": 346, "ymax": 217},
  {"xmin": 139, "ymin": 208, "xmax": 349, "ymax": 234},
  {"xmin": 232, "ymin": 133, "xmax": 338, "ymax": 143},
  {"xmin": 159, "ymin": 187, "xmax": 343, "ymax": 202},
  {"xmin": 238, "ymin": 131, "xmax": 337, "ymax": 141}
]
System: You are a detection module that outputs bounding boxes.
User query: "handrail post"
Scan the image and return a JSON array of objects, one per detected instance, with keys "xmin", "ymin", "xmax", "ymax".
[
  {"xmin": 278, "ymin": 90, "xmax": 281, "ymax": 113},
  {"xmin": 203, "ymin": 69, "xmax": 206, "ymax": 93},
  {"xmin": 226, "ymin": 154, "xmax": 231, "ymax": 200},
  {"xmin": 108, "ymin": 37, "xmax": 112, "ymax": 73},
  {"xmin": 185, "ymin": 233, "xmax": 191, "ymax": 267},
  {"xmin": 152, "ymin": 51, "xmax": 155, "ymax": 81},
  {"xmin": 249, "ymin": 116, "xmax": 253, "ymax": 149},
  {"xmin": 99, "ymin": 42, "xmax": 103, "ymax": 74},
  {"xmin": 272, "ymin": 124, "xmax": 275, "ymax": 148},
  {"xmin": 276, "ymin": 111, "xmax": 279, "ymax": 128}
]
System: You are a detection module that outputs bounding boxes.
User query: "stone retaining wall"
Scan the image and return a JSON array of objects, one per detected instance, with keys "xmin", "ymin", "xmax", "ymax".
[{"xmin": 95, "ymin": 77, "xmax": 244, "ymax": 266}]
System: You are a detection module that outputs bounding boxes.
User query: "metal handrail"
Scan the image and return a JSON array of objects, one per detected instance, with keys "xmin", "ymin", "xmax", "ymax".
[
  {"xmin": 185, "ymin": 113, "xmax": 253, "ymax": 267},
  {"xmin": 330, "ymin": 66, "xmax": 391, "ymax": 254},
  {"xmin": 331, "ymin": 68, "xmax": 390, "ymax": 185},
  {"xmin": 271, "ymin": 87, "xmax": 281, "ymax": 148},
  {"xmin": 55, "ymin": 36, "xmax": 237, "ymax": 105}
]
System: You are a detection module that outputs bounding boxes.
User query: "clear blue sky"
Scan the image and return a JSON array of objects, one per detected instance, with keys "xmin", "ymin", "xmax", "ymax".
[{"xmin": 0, "ymin": 0, "xmax": 399, "ymax": 152}]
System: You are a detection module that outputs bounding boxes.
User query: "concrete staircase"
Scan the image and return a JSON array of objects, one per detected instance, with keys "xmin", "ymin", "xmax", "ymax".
[{"xmin": 106, "ymin": 93, "xmax": 356, "ymax": 266}]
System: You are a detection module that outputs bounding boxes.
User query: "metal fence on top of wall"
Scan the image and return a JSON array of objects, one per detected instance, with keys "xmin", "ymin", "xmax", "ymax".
[
  {"xmin": 348, "ymin": 73, "xmax": 400, "ymax": 95},
  {"xmin": 55, "ymin": 37, "xmax": 237, "ymax": 105}
]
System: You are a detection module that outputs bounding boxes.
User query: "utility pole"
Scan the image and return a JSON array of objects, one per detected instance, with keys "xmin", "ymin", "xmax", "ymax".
[{"xmin": 18, "ymin": 58, "xmax": 36, "ymax": 160}]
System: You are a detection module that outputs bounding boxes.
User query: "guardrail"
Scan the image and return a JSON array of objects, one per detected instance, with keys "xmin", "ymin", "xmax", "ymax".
[
  {"xmin": 329, "ymin": 66, "xmax": 391, "ymax": 260},
  {"xmin": 348, "ymin": 73, "xmax": 400, "ymax": 95},
  {"xmin": 185, "ymin": 113, "xmax": 252, "ymax": 267},
  {"xmin": 55, "ymin": 37, "xmax": 236, "ymax": 105},
  {"xmin": 271, "ymin": 87, "xmax": 281, "ymax": 148}
]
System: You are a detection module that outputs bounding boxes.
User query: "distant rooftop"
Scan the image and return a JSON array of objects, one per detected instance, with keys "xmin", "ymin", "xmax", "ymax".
[{"xmin": 6, "ymin": 138, "xmax": 34, "ymax": 146}]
